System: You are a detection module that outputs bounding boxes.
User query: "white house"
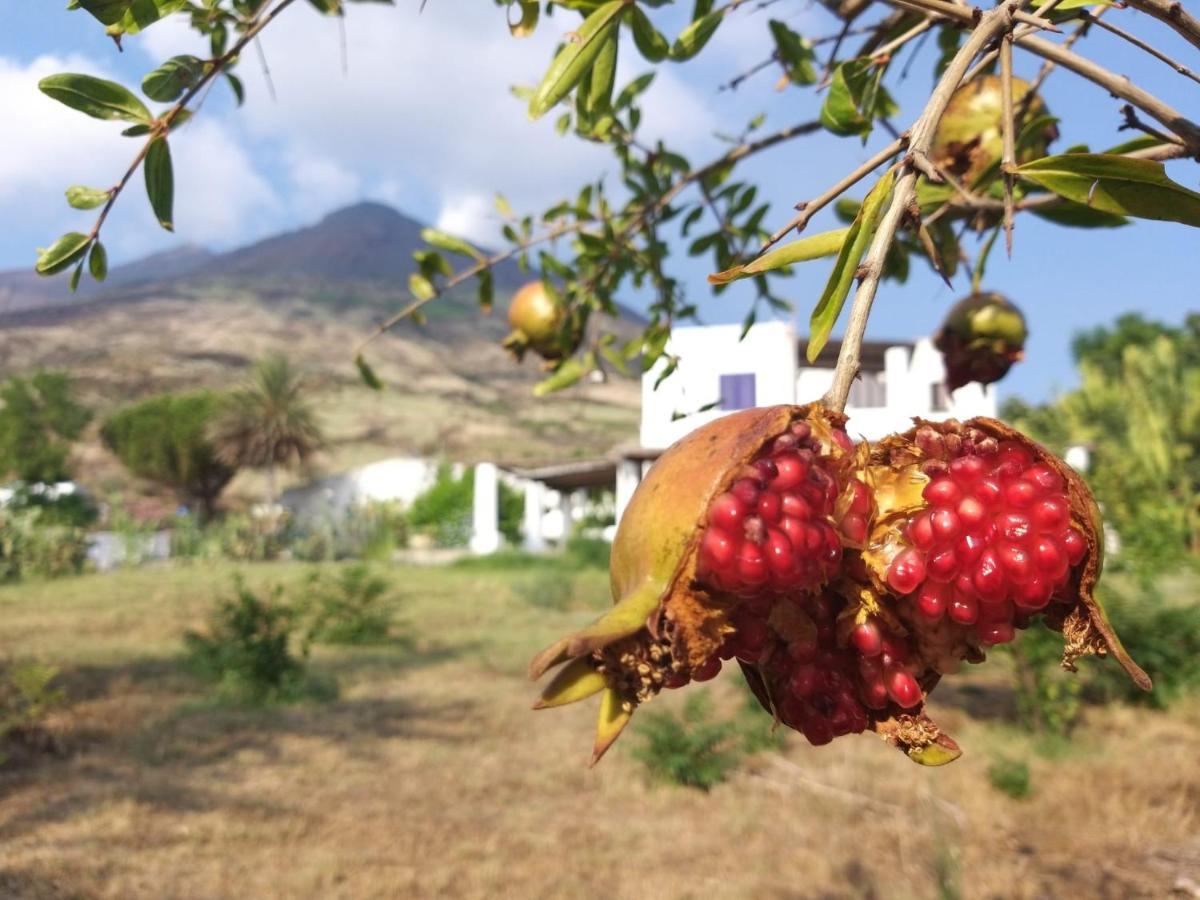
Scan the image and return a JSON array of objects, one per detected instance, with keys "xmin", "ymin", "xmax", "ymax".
[{"xmin": 641, "ymin": 321, "xmax": 995, "ymax": 449}]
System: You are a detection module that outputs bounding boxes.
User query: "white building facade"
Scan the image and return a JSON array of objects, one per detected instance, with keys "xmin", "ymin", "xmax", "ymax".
[{"xmin": 640, "ymin": 321, "xmax": 995, "ymax": 449}]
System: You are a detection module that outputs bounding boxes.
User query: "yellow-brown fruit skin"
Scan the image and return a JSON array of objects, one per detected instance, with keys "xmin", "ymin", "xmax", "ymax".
[
  {"xmin": 505, "ymin": 281, "xmax": 583, "ymax": 364},
  {"xmin": 931, "ymin": 76, "xmax": 1054, "ymax": 186}
]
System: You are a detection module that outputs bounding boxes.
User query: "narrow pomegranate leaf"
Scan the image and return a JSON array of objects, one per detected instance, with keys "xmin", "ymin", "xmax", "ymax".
[
  {"xmin": 74, "ymin": 0, "xmax": 133, "ymax": 26},
  {"xmin": 807, "ymin": 168, "xmax": 896, "ymax": 363},
  {"xmin": 142, "ymin": 54, "xmax": 204, "ymax": 103},
  {"xmin": 354, "ymin": 354, "xmax": 383, "ymax": 390},
  {"xmin": 628, "ymin": 6, "xmax": 668, "ymax": 62},
  {"xmin": 528, "ymin": 2, "xmax": 625, "ymax": 120},
  {"xmin": 587, "ymin": 28, "xmax": 618, "ymax": 114},
  {"xmin": 1016, "ymin": 154, "xmax": 1200, "ymax": 228},
  {"xmin": 532, "ymin": 354, "xmax": 590, "ymax": 397},
  {"xmin": 408, "ymin": 272, "xmax": 436, "ymax": 302},
  {"xmin": 420, "ymin": 227, "xmax": 482, "ymax": 260},
  {"xmin": 88, "ymin": 240, "xmax": 108, "ymax": 281},
  {"xmin": 708, "ymin": 227, "xmax": 849, "ymax": 285},
  {"xmin": 508, "ymin": 0, "xmax": 538, "ymax": 36},
  {"xmin": 65, "ymin": 185, "xmax": 110, "ymax": 210},
  {"xmin": 39, "ymin": 73, "xmax": 151, "ymax": 123},
  {"xmin": 144, "ymin": 136, "xmax": 174, "ymax": 231},
  {"xmin": 670, "ymin": 10, "xmax": 722, "ymax": 61},
  {"xmin": 35, "ymin": 232, "xmax": 91, "ymax": 276}
]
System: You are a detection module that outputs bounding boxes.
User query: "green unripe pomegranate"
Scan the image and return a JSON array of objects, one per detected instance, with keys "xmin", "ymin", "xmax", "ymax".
[
  {"xmin": 935, "ymin": 291, "xmax": 1028, "ymax": 391},
  {"xmin": 502, "ymin": 281, "xmax": 583, "ymax": 364}
]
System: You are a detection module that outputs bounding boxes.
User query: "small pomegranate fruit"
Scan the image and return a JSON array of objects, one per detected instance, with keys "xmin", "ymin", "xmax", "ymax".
[
  {"xmin": 501, "ymin": 280, "xmax": 583, "ymax": 365},
  {"xmin": 934, "ymin": 292, "xmax": 1028, "ymax": 392},
  {"xmin": 931, "ymin": 75, "xmax": 1056, "ymax": 187}
]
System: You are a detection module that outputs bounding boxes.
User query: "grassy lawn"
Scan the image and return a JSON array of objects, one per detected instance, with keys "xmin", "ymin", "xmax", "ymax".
[{"xmin": 1, "ymin": 561, "xmax": 1198, "ymax": 899}]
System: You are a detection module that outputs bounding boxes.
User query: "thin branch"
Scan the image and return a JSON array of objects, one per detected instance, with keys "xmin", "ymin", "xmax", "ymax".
[
  {"xmin": 355, "ymin": 119, "xmax": 825, "ymax": 354},
  {"xmin": 1079, "ymin": 9, "xmax": 1200, "ymax": 86},
  {"xmin": 85, "ymin": 0, "xmax": 299, "ymax": 246},
  {"xmin": 1124, "ymin": 0, "xmax": 1200, "ymax": 52},
  {"xmin": 1120, "ymin": 103, "xmax": 1185, "ymax": 147},
  {"xmin": 882, "ymin": 0, "xmax": 1060, "ymax": 34},
  {"xmin": 999, "ymin": 34, "xmax": 1016, "ymax": 256},
  {"xmin": 824, "ymin": 0, "xmax": 1025, "ymax": 413},
  {"xmin": 760, "ymin": 137, "xmax": 907, "ymax": 252},
  {"xmin": 253, "ymin": 36, "xmax": 277, "ymax": 102}
]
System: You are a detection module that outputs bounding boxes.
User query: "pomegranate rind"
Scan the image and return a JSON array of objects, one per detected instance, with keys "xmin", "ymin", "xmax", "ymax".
[
  {"xmin": 866, "ymin": 416, "xmax": 1151, "ymax": 691},
  {"xmin": 592, "ymin": 686, "xmax": 633, "ymax": 766},
  {"xmin": 533, "ymin": 657, "xmax": 607, "ymax": 710},
  {"xmin": 874, "ymin": 712, "xmax": 962, "ymax": 766}
]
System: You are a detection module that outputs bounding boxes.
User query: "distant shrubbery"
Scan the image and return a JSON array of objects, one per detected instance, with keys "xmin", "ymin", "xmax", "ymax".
[
  {"xmin": 0, "ymin": 660, "xmax": 64, "ymax": 764},
  {"xmin": 406, "ymin": 463, "xmax": 523, "ymax": 548},
  {"xmin": 305, "ymin": 564, "xmax": 400, "ymax": 645},
  {"xmin": 0, "ymin": 508, "xmax": 90, "ymax": 582}
]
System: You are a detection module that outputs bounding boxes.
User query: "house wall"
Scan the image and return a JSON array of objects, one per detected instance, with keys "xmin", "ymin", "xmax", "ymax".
[{"xmin": 641, "ymin": 321, "xmax": 798, "ymax": 449}]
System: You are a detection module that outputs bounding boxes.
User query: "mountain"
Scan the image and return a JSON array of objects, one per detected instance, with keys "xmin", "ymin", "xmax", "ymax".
[{"xmin": 0, "ymin": 202, "xmax": 643, "ymax": 507}]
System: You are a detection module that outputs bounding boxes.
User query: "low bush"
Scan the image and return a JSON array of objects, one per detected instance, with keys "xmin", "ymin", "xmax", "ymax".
[
  {"xmin": 987, "ymin": 756, "xmax": 1032, "ymax": 799},
  {"xmin": 0, "ymin": 508, "xmax": 89, "ymax": 582},
  {"xmin": 184, "ymin": 577, "xmax": 332, "ymax": 704},
  {"xmin": 306, "ymin": 564, "xmax": 399, "ymax": 645},
  {"xmin": 632, "ymin": 694, "xmax": 742, "ymax": 791},
  {"xmin": 0, "ymin": 661, "xmax": 65, "ymax": 763}
]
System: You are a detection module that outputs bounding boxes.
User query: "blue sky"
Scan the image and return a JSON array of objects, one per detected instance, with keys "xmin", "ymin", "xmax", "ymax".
[{"xmin": 2, "ymin": 1, "xmax": 1198, "ymax": 403}]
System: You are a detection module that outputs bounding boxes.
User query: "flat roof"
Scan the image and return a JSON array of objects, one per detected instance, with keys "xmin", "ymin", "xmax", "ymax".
[{"xmin": 802, "ymin": 338, "xmax": 914, "ymax": 372}]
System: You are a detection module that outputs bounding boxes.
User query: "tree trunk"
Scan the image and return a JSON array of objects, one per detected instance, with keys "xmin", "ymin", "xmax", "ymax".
[{"xmin": 265, "ymin": 463, "xmax": 277, "ymax": 508}]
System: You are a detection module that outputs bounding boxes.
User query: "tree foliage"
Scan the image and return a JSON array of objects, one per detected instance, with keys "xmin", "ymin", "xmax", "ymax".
[
  {"xmin": 101, "ymin": 390, "xmax": 234, "ymax": 518},
  {"xmin": 0, "ymin": 372, "xmax": 91, "ymax": 485},
  {"xmin": 209, "ymin": 356, "xmax": 325, "ymax": 505}
]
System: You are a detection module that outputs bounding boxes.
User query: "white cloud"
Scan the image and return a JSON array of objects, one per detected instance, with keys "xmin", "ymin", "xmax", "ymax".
[{"xmin": 435, "ymin": 192, "xmax": 495, "ymax": 246}]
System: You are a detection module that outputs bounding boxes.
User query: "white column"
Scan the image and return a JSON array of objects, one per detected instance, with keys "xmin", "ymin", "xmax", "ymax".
[
  {"xmin": 522, "ymin": 480, "xmax": 546, "ymax": 552},
  {"xmin": 558, "ymin": 489, "xmax": 574, "ymax": 545},
  {"xmin": 615, "ymin": 458, "xmax": 641, "ymax": 526},
  {"xmin": 470, "ymin": 463, "xmax": 501, "ymax": 554}
]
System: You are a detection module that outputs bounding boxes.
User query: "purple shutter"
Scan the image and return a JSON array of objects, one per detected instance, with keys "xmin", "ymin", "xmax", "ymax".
[{"xmin": 719, "ymin": 373, "xmax": 757, "ymax": 410}]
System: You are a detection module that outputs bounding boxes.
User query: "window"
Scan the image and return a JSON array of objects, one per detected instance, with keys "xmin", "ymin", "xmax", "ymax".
[
  {"xmin": 847, "ymin": 372, "xmax": 886, "ymax": 408},
  {"xmin": 719, "ymin": 373, "xmax": 756, "ymax": 410},
  {"xmin": 931, "ymin": 382, "xmax": 951, "ymax": 412}
]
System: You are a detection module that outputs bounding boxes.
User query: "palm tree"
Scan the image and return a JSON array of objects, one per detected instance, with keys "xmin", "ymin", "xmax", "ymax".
[{"xmin": 211, "ymin": 355, "xmax": 325, "ymax": 507}]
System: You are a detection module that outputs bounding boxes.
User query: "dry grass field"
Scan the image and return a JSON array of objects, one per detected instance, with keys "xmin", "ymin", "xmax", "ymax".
[{"xmin": 1, "ymin": 561, "xmax": 1198, "ymax": 899}]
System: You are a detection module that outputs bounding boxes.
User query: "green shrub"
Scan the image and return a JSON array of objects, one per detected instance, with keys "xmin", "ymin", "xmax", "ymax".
[
  {"xmin": 307, "ymin": 564, "xmax": 398, "ymax": 645},
  {"xmin": 987, "ymin": 756, "xmax": 1032, "ymax": 799},
  {"xmin": 0, "ymin": 508, "xmax": 89, "ymax": 582},
  {"xmin": 0, "ymin": 661, "xmax": 65, "ymax": 762},
  {"xmin": 184, "ymin": 577, "xmax": 331, "ymax": 704},
  {"xmin": 293, "ymin": 501, "xmax": 409, "ymax": 563},
  {"xmin": 632, "ymin": 694, "xmax": 742, "ymax": 790},
  {"xmin": 520, "ymin": 570, "xmax": 576, "ymax": 611},
  {"xmin": 407, "ymin": 463, "xmax": 523, "ymax": 548},
  {"xmin": 565, "ymin": 535, "xmax": 610, "ymax": 569}
]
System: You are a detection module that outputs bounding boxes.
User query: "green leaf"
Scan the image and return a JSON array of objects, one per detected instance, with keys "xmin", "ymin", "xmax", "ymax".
[
  {"xmin": 39, "ymin": 73, "xmax": 152, "ymax": 123},
  {"xmin": 420, "ymin": 227, "xmax": 482, "ymax": 260},
  {"xmin": 670, "ymin": 10, "xmax": 721, "ymax": 61},
  {"xmin": 533, "ymin": 355, "xmax": 589, "ymax": 396},
  {"xmin": 509, "ymin": 0, "xmax": 539, "ymax": 36},
  {"xmin": 355, "ymin": 354, "xmax": 383, "ymax": 390},
  {"xmin": 69, "ymin": 261, "xmax": 85, "ymax": 293},
  {"xmin": 495, "ymin": 193, "xmax": 514, "ymax": 219},
  {"xmin": 807, "ymin": 169, "xmax": 896, "ymax": 362},
  {"xmin": 629, "ymin": 6, "xmax": 668, "ymax": 61},
  {"xmin": 708, "ymin": 228, "xmax": 850, "ymax": 285},
  {"xmin": 65, "ymin": 185, "xmax": 110, "ymax": 210},
  {"xmin": 142, "ymin": 54, "xmax": 204, "ymax": 103},
  {"xmin": 477, "ymin": 269, "xmax": 494, "ymax": 312},
  {"xmin": 144, "ymin": 136, "xmax": 174, "ymax": 231},
  {"xmin": 1030, "ymin": 201, "xmax": 1129, "ymax": 228},
  {"xmin": 88, "ymin": 241, "xmax": 108, "ymax": 282},
  {"xmin": 35, "ymin": 232, "xmax": 92, "ymax": 276},
  {"xmin": 587, "ymin": 28, "xmax": 618, "ymax": 114},
  {"xmin": 769, "ymin": 20, "xmax": 816, "ymax": 86},
  {"xmin": 615, "ymin": 72, "xmax": 654, "ymax": 109},
  {"xmin": 820, "ymin": 59, "xmax": 896, "ymax": 140},
  {"xmin": 528, "ymin": 2, "xmax": 626, "ymax": 119},
  {"xmin": 74, "ymin": 0, "xmax": 133, "ymax": 26},
  {"xmin": 1016, "ymin": 154, "xmax": 1200, "ymax": 228},
  {"xmin": 115, "ymin": 0, "xmax": 185, "ymax": 34},
  {"xmin": 409, "ymin": 273, "xmax": 436, "ymax": 301},
  {"xmin": 225, "ymin": 73, "xmax": 245, "ymax": 106}
]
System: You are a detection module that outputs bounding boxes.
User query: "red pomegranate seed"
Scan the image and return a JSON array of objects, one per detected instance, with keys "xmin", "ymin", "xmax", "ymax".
[
  {"xmin": 850, "ymin": 620, "xmax": 883, "ymax": 657},
  {"xmin": 974, "ymin": 549, "xmax": 1007, "ymax": 600},
  {"xmin": 880, "ymin": 636, "xmax": 910, "ymax": 666},
  {"xmin": 736, "ymin": 542, "xmax": 769, "ymax": 586},
  {"xmin": 1033, "ymin": 497, "xmax": 1069, "ymax": 531},
  {"xmin": 731, "ymin": 478, "xmax": 761, "ymax": 506},
  {"xmin": 1032, "ymin": 536, "xmax": 1068, "ymax": 579},
  {"xmin": 781, "ymin": 493, "xmax": 813, "ymax": 519},
  {"xmin": 788, "ymin": 633, "xmax": 818, "ymax": 663},
  {"xmin": 1013, "ymin": 575, "xmax": 1053, "ymax": 612},
  {"xmin": 949, "ymin": 455, "xmax": 987, "ymax": 483},
  {"xmin": 978, "ymin": 595, "xmax": 1013, "ymax": 621},
  {"xmin": 926, "ymin": 546, "xmax": 959, "ymax": 583},
  {"xmin": 771, "ymin": 454, "xmax": 806, "ymax": 491},
  {"xmin": 974, "ymin": 476, "xmax": 1003, "ymax": 505},
  {"xmin": 841, "ymin": 513, "xmax": 868, "ymax": 544},
  {"xmin": 885, "ymin": 667, "xmax": 922, "ymax": 708},
  {"xmin": 800, "ymin": 713, "xmax": 834, "ymax": 746},
  {"xmin": 1004, "ymin": 479, "xmax": 1038, "ymax": 508},
  {"xmin": 996, "ymin": 511, "xmax": 1033, "ymax": 542},
  {"xmin": 764, "ymin": 528, "xmax": 796, "ymax": 577},
  {"xmin": 663, "ymin": 672, "xmax": 690, "ymax": 689},
  {"xmin": 699, "ymin": 528, "xmax": 736, "ymax": 571},
  {"xmin": 709, "ymin": 492, "xmax": 746, "ymax": 532},
  {"xmin": 791, "ymin": 421, "xmax": 813, "ymax": 441},
  {"xmin": 831, "ymin": 429, "xmax": 854, "ymax": 453},
  {"xmin": 954, "ymin": 572, "xmax": 976, "ymax": 598},
  {"xmin": 849, "ymin": 479, "xmax": 872, "ymax": 515},
  {"xmin": 779, "ymin": 516, "xmax": 807, "ymax": 554},
  {"xmin": 956, "ymin": 531, "xmax": 987, "ymax": 566},
  {"xmin": 977, "ymin": 621, "xmax": 1015, "ymax": 645},
  {"xmin": 957, "ymin": 496, "xmax": 987, "ymax": 529},
  {"xmin": 753, "ymin": 458, "xmax": 779, "ymax": 484},
  {"xmin": 948, "ymin": 592, "xmax": 979, "ymax": 624},
  {"xmin": 1062, "ymin": 528, "xmax": 1086, "ymax": 565},
  {"xmin": 692, "ymin": 656, "xmax": 722, "ymax": 681},
  {"xmin": 908, "ymin": 512, "xmax": 937, "ymax": 550},
  {"xmin": 996, "ymin": 442, "xmax": 1033, "ymax": 475},
  {"xmin": 757, "ymin": 492, "xmax": 782, "ymax": 523},
  {"xmin": 915, "ymin": 581, "xmax": 949, "ymax": 619},
  {"xmin": 887, "ymin": 548, "xmax": 927, "ymax": 595},
  {"xmin": 789, "ymin": 664, "xmax": 821, "ymax": 697},
  {"xmin": 730, "ymin": 618, "xmax": 770, "ymax": 661},
  {"xmin": 930, "ymin": 508, "xmax": 962, "ymax": 541},
  {"xmin": 996, "ymin": 541, "xmax": 1034, "ymax": 584},
  {"xmin": 923, "ymin": 477, "xmax": 962, "ymax": 507},
  {"xmin": 1025, "ymin": 464, "xmax": 1063, "ymax": 493},
  {"xmin": 860, "ymin": 674, "xmax": 889, "ymax": 709}
]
